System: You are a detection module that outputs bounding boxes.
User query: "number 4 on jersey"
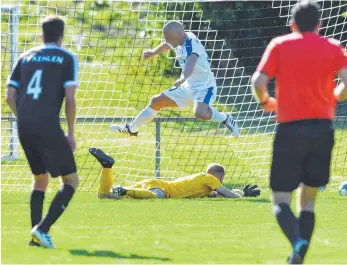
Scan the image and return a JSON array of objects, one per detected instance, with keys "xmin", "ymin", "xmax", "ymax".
[{"xmin": 27, "ymin": 69, "xmax": 43, "ymax": 100}]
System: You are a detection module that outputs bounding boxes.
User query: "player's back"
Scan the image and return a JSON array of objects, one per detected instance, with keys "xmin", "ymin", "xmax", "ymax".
[
  {"xmin": 15, "ymin": 44, "xmax": 78, "ymax": 130},
  {"xmin": 175, "ymin": 32, "xmax": 216, "ymax": 89},
  {"xmin": 269, "ymin": 32, "xmax": 345, "ymax": 122},
  {"xmin": 166, "ymin": 173, "xmax": 222, "ymax": 198}
]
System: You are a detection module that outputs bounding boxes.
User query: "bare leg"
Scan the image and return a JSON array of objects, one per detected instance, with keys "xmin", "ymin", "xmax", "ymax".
[
  {"xmin": 194, "ymin": 102, "xmax": 227, "ymax": 122},
  {"xmin": 194, "ymin": 102, "xmax": 240, "ymax": 137}
]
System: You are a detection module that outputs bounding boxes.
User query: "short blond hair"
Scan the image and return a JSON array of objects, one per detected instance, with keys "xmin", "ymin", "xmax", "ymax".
[{"xmin": 206, "ymin": 163, "xmax": 225, "ymax": 176}]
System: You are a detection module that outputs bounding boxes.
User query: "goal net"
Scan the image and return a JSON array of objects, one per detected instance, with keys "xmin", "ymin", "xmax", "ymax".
[{"xmin": 1, "ymin": 0, "xmax": 346, "ymax": 193}]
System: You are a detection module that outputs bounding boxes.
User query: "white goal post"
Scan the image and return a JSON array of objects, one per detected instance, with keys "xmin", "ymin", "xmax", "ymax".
[
  {"xmin": 1, "ymin": 5, "xmax": 20, "ymax": 161},
  {"xmin": 1, "ymin": 0, "xmax": 346, "ymax": 193}
]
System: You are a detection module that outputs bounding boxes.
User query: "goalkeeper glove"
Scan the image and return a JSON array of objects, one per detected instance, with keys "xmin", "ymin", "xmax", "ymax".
[{"xmin": 242, "ymin": 184, "xmax": 261, "ymax": 197}]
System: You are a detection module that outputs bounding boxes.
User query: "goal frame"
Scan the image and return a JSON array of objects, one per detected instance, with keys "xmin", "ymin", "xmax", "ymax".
[
  {"xmin": 1, "ymin": 0, "xmax": 346, "ymax": 191},
  {"xmin": 1, "ymin": 4, "xmax": 20, "ymax": 161}
]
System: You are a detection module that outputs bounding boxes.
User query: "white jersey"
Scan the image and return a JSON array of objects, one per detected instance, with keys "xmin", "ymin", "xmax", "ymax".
[{"xmin": 174, "ymin": 32, "xmax": 216, "ymax": 90}]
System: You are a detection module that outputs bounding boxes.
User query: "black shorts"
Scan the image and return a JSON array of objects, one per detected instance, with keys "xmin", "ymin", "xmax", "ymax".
[
  {"xmin": 18, "ymin": 122, "xmax": 76, "ymax": 178},
  {"xmin": 270, "ymin": 119, "xmax": 334, "ymax": 192}
]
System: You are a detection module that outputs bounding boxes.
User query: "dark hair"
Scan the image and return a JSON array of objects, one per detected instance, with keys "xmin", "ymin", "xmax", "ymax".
[
  {"xmin": 290, "ymin": 1, "xmax": 321, "ymax": 32},
  {"xmin": 42, "ymin": 16, "xmax": 65, "ymax": 43}
]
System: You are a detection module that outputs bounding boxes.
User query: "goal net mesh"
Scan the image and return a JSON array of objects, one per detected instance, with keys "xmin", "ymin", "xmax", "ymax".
[{"xmin": 1, "ymin": 0, "xmax": 346, "ymax": 193}]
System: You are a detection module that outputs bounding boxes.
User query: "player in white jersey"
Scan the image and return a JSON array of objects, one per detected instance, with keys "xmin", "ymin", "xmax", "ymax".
[{"xmin": 110, "ymin": 21, "xmax": 239, "ymax": 137}]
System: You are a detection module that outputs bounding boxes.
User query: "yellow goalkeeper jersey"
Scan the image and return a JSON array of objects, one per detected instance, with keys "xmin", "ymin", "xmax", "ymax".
[{"xmin": 165, "ymin": 173, "xmax": 222, "ymax": 198}]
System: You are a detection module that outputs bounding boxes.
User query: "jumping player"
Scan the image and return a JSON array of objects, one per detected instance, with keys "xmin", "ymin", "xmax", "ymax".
[
  {"xmin": 89, "ymin": 148, "xmax": 260, "ymax": 199},
  {"xmin": 110, "ymin": 20, "xmax": 240, "ymax": 138},
  {"xmin": 6, "ymin": 16, "xmax": 80, "ymax": 248},
  {"xmin": 251, "ymin": 2, "xmax": 347, "ymax": 264}
]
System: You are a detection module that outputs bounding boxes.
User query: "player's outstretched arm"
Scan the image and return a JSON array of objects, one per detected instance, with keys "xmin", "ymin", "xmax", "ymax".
[
  {"xmin": 211, "ymin": 184, "xmax": 261, "ymax": 198},
  {"xmin": 335, "ymin": 68, "xmax": 347, "ymax": 102},
  {"xmin": 143, "ymin": 42, "xmax": 171, "ymax": 60},
  {"xmin": 214, "ymin": 186, "xmax": 242, "ymax": 198}
]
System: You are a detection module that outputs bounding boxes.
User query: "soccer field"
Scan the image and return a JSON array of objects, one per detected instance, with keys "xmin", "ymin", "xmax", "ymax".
[
  {"xmin": 1, "ymin": 1, "xmax": 347, "ymax": 264},
  {"xmin": 1, "ymin": 191, "xmax": 346, "ymax": 264}
]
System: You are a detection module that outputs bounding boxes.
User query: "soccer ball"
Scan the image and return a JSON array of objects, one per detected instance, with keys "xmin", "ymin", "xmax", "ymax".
[{"xmin": 338, "ymin": 181, "xmax": 347, "ymax": 196}]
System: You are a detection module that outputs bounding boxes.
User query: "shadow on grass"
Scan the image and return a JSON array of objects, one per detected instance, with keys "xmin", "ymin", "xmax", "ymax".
[
  {"xmin": 69, "ymin": 249, "xmax": 170, "ymax": 261},
  {"xmin": 201, "ymin": 198, "xmax": 270, "ymax": 203},
  {"xmin": 224, "ymin": 183, "xmax": 261, "ymax": 190},
  {"xmin": 244, "ymin": 198, "xmax": 270, "ymax": 203}
]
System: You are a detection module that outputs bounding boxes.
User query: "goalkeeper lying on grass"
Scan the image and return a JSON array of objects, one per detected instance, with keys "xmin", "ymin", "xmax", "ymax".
[{"xmin": 90, "ymin": 148, "xmax": 261, "ymax": 200}]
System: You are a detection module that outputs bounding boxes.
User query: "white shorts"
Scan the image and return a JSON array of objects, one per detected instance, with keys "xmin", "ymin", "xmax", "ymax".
[{"xmin": 162, "ymin": 86, "xmax": 217, "ymax": 110}]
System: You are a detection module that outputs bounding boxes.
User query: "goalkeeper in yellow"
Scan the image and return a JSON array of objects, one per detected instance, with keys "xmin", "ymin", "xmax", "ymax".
[{"xmin": 90, "ymin": 148, "xmax": 261, "ymax": 199}]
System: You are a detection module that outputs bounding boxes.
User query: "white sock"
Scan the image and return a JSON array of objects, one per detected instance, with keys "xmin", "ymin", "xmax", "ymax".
[
  {"xmin": 129, "ymin": 106, "xmax": 158, "ymax": 132},
  {"xmin": 210, "ymin": 108, "xmax": 227, "ymax": 123}
]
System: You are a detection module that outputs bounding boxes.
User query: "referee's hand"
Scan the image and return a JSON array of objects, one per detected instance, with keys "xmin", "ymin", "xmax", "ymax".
[
  {"xmin": 261, "ymin": 97, "xmax": 277, "ymax": 113},
  {"xmin": 66, "ymin": 134, "xmax": 76, "ymax": 153}
]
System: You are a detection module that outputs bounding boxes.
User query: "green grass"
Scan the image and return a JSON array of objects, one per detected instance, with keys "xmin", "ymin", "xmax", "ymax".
[{"xmin": 2, "ymin": 191, "xmax": 347, "ymax": 264}]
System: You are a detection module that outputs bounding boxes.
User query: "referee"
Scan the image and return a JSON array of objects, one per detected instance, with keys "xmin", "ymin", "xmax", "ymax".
[
  {"xmin": 6, "ymin": 16, "xmax": 79, "ymax": 248},
  {"xmin": 251, "ymin": 2, "xmax": 347, "ymax": 264}
]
